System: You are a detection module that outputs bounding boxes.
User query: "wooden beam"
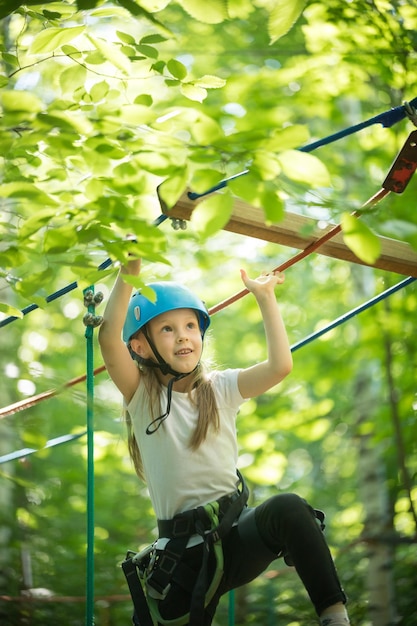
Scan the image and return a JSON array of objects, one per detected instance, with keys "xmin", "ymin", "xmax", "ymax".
[{"xmin": 162, "ymin": 191, "xmax": 417, "ymax": 278}]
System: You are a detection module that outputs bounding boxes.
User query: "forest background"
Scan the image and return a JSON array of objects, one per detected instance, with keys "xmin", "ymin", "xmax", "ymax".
[{"xmin": 0, "ymin": 1, "xmax": 416, "ymax": 625}]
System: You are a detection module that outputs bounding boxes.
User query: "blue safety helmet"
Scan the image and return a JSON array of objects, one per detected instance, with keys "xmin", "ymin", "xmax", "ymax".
[{"xmin": 122, "ymin": 281, "xmax": 210, "ymax": 344}]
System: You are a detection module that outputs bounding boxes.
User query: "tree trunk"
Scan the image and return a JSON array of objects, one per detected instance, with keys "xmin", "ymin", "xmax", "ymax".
[
  {"xmin": 358, "ymin": 432, "xmax": 396, "ymax": 626},
  {"xmin": 352, "ymin": 267, "xmax": 397, "ymax": 626}
]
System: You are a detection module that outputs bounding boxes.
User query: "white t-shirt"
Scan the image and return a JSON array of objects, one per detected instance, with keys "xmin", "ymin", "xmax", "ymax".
[{"xmin": 127, "ymin": 368, "xmax": 246, "ymax": 520}]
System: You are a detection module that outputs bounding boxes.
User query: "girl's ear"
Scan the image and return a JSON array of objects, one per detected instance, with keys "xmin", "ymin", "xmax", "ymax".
[{"xmin": 130, "ymin": 335, "xmax": 151, "ymax": 358}]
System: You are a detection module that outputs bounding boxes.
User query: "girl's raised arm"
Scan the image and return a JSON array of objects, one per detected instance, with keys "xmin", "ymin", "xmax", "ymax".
[
  {"xmin": 237, "ymin": 269, "xmax": 293, "ymax": 399},
  {"xmin": 98, "ymin": 259, "xmax": 142, "ymax": 403}
]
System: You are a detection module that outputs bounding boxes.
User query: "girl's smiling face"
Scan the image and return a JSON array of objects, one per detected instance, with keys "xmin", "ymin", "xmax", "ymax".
[{"xmin": 146, "ymin": 308, "xmax": 203, "ymax": 375}]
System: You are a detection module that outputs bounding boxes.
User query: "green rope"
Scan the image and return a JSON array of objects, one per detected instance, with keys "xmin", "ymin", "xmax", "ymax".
[
  {"xmin": 228, "ymin": 589, "xmax": 235, "ymax": 626},
  {"xmin": 83, "ymin": 287, "xmax": 103, "ymax": 626}
]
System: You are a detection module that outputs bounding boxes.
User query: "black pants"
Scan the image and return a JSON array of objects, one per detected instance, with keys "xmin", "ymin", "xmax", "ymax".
[{"xmin": 134, "ymin": 493, "xmax": 347, "ymax": 625}]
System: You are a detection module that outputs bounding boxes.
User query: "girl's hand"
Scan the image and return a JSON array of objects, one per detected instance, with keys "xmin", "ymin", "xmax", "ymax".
[
  {"xmin": 121, "ymin": 257, "xmax": 141, "ymax": 276},
  {"xmin": 240, "ymin": 268, "xmax": 285, "ymax": 298},
  {"xmin": 120, "ymin": 235, "xmax": 141, "ymax": 276}
]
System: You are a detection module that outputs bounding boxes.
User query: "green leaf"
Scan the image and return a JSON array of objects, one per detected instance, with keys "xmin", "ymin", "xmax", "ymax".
[
  {"xmin": 30, "ymin": 26, "xmax": 85, "ymax": 54},
  {"xmin": 42, "ymin": 9, "xmax": 63, "ymax": 19},
  {"xmin": 259, "ymin": 188, "xmax": 285, "ymax": 224},
  {"xmin": 178, "ymin": 0, "xmax": 228, "ymax": 24},
  {"xmin": 180, "ymin": 83, "xmax": 207, "ymax": 102},
  {"xmin": 341, "ymin": 213, "xmax": 381, "ymax": 265},
  {"xmin": 193, "ymin": 74, "xmax": 226, "ymax": 89},
  {"xmin": 0, "ymin": 302, "xmax": 24, "ymax": 319},
  {"xmin": 252, "ymin": 150, "xmax": 282, "ymax": 181},
  {"xmin": 136, "ymin": 44, "xmax": 159, "ymax": 59},
  {"xmin": 2, "ymin": 52, "xmax": 19, "ymax": 68},
  {"xmin": 59, "ymin": 64, "xmax": 87, "ymax": 95},
  {"xmin": 120, "ymin": 274, "xmax": 150, "ymax": 293},
  {"xmin": 268, "ymin": 0, "xmax": 307, "ymax": 44},
  {"xmin": 15, "ymin": 270, "xmax": 52, "ymax": 299},
  {"xmin": 140, "ymin": 34, "xmax": 168, "ymax": 44},
  {"xmin": 44, "ymin": 227, "xmax": 78, "ymax": 253},
  {"xmin": 90, "ymin": 80, "xmax": 109, "ymax": 102},
  {"xmin": 158, "ymin": 168, "xmax": 189, "ymax": 209},
  {"xmin": 116, "ymin": 30, "xmax": 136, "ymax": 44},
  {"xmin": 86, "ymin": 34, "xmax": 131, "ymax": 74},
  {"xmin": 190, "ymin": 190, "xmax": 234, "ymax": 239},
  {"xmin": 167, "ymin": 59, "xmax": 187, "ymax": 80},
  {"xmin": 0, "ymin": 183, "xmax": 58, "ymax": 207},
  {"xmin": 116, "ymin": 0, "xmax": 173, "ymax": 34},
  {"xmin": 1, "ymin": 90, "xmax": 43, "ymax": 113},
  {"xmin": 262, "ymin": 125, "xmax": 310, "ymax": 152},
  {"xmin": 277, "ymin": 150, "xmax": 331, "ymax": 187},
  {"xmin": 77, "ymin": 0, "xmax": 100, "ymax": 9},
  {"xmin": 134, "ymin": 151, "xmax": 176, "ymax": 175},
  {"xmin": 36, "ymin": 111, "xmax": 93, "ymax": 135},
  {"xmin": 229, "ymin": 172, "xmax": 262, "ymax": 205},
  {"xmin": 18, "ymin": 208, "xmax": 59, "ymax": 240},
  {"xmin": 134, "ymin": 94, "xmax": 153, "ymax": 106},
  {"xmin": 189, "ymin": 169, "xmax": 224, "ymax": 194},
  {"xmin": 190, "ymin": 114, "xmax": 224, "ymax": 144}
]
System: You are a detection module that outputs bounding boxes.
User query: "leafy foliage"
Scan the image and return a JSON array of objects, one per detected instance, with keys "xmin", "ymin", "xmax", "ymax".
[{"xmin": 1, "ymin": 1, "xmax": 417, "ymax": 625}]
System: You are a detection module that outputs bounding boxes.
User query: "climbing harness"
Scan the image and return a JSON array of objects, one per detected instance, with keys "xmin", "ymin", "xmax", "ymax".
[
  {"xmin": 122, "ymin": 471, "xmax": 249, "ymax": 626},
  {"xmin": 121, "ymin": 472, "xmax": 328, "ymax": 625}
]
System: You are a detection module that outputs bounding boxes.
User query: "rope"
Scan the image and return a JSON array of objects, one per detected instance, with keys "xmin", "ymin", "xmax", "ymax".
[
  {"xmin": 228, "ymin": 588, "xmax": 235, "ymax": 626},
  {"xmin": 0, "ymin": 432, "xmax": 87, "ymax": 463},
  {"xmin": 82, "ymin": 287, "xmax": 104, "ymax": 626},
  {"xmin": 0, "ymin": 365, "xmax": 107, "ymax": 420},
  {"xmin": 208, "ymin": 188, "xmax": 389, "ymax": 315},
  {"xmin": 0, "ymin": 258, "xmax": 112, "ymax": 329},
  {"xmin": 187, "ymin": 98, "xmax": 417, "ymax": 200},
  {"xmin": 290, "ymin": 275, "xmax": 416, "ymax": 352}
]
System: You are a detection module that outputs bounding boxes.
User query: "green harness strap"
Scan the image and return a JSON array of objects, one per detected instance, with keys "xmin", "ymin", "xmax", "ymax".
[{"xmin": 147, "ymin": 501, "xmax": 224, "ymax": 626}]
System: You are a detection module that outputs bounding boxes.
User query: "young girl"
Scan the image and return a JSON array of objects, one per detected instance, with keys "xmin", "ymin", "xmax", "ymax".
[{"xmin": 98, "ymin": 257, "xmax": 350, "ymax": 626}]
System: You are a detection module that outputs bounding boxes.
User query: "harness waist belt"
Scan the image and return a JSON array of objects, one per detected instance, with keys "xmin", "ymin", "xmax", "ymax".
[{"xmin": 157, "ymin": 488, "xmax": 242, "ymax": 539}]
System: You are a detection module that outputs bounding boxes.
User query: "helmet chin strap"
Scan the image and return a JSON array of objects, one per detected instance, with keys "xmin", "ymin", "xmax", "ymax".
[{"xmin": 130, "ymin": 326, "xmax": 198, "ymax": 434}]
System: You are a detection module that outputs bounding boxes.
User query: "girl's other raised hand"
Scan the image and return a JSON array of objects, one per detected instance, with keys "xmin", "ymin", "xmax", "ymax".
[{"xmin": 240, "ymin": 268, "xmax": 285, "ymax": 299}]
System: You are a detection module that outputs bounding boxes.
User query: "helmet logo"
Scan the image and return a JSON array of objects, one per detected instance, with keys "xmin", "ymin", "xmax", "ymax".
[{"xmin": 134, "ymin": 306, "xmax": 141, "ymax": 321}]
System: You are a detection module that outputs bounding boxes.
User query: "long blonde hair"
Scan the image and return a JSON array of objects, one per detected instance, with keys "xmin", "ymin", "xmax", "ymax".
[{"xmin": 125, "ymin": 362, "xmax": 219, "ymax": 481}]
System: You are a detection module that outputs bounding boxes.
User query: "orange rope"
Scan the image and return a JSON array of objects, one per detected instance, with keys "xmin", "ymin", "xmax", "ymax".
[
  {"xmin": 209, "ymin": 187, "xmax": 389, "ymax": 315},
  {"xmin": 0, "ymin": 366, "xmax": 106, "ymax": 419},
  {"xmin": 0, "ymin": 593, "xmax": 130, "ymax": 604},
  {"xmin": 0, "ymin": 187, "xmax": 390, "ymax": 420}
]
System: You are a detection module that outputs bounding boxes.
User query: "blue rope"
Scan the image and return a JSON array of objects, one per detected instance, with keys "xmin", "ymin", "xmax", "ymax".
[
  {"xmin": 187, "ymin": 97, "xmax": 417, "ymax": 200},
  {"xmin": 0, "ymin": 257, "xmax": 112, "ymax": 329},
  {"xmin": 1, "ymin": 98, "xmax": 415, "ymax": 330},
  {"xmin": 0, "ymin": 432, "xmax": 87, "ymax": 464},
  {"xmin": 290, "ymin": 275, "xmax": 415, "ymax": 352}
]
